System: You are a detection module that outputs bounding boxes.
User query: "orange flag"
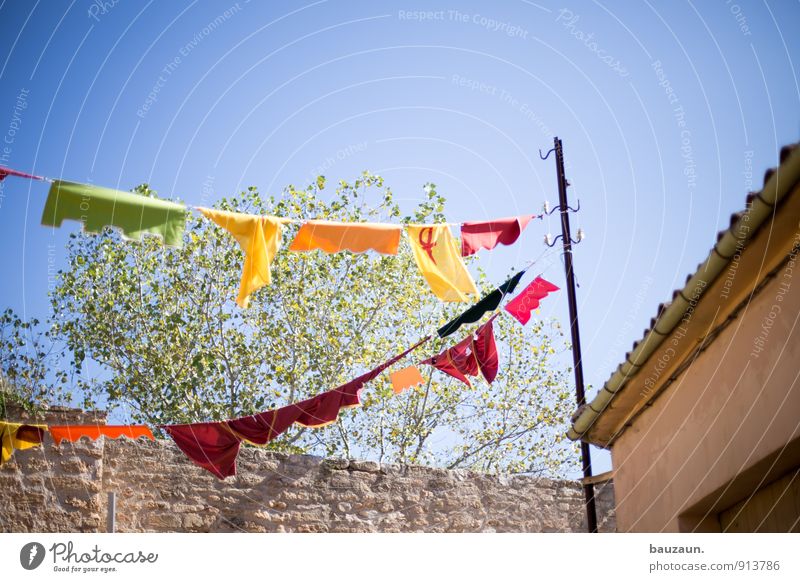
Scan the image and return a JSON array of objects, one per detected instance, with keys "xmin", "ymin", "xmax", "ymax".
[
  {"xmin": 48, "ymin": 425, "xmax": 155, "ymax": 445},
  {"xmin": 390, "ymin": 365, "xmax": 425, "ymax": 394},
  {"xmin": 289, "ymin": 220, "xmax": 402, "ymax": 255}
]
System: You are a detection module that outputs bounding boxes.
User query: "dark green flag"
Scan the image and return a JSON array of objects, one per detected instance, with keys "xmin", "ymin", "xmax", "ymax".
[{"xmin": 437, "ymin": 270, "xmax": 526, "ymax": 338}]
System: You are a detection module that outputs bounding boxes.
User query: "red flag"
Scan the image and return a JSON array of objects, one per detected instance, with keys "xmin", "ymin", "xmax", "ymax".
[
  {"xmin": 422, "ymin": 317, "xmax": 499, "ymax": 386},
  {"xmin": 460, "ymin": 215, "xmax": 536, "ymax": 256},
  {"xmin": 0, "ymin": 165, "xmax": 44, "ymax": 181},
  {"xmin": 162, "ymin": 423, "xmax": 241, "ymax": 479},
  {"xmin": 504, "ymin": 276, "xmax": 559, "ymax": 325}
]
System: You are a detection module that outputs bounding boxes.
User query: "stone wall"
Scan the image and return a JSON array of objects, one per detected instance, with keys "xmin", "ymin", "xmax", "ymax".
[
  {"xmin": 0, "ymin": 405, "xmax": 107, "ymax": 532},
  {"xmin": 1, "ymin": 407, "xmax": 615, "ymax": 533}
]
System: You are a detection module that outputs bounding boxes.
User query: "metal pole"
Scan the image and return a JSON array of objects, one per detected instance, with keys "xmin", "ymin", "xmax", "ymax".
[
  {"xmin": 107, "ymin": 492, "xmax": 116, "ymax": 533},
  {"xmin": 552, "ymin": 136, "xmax": 598, "ymax": 533}
]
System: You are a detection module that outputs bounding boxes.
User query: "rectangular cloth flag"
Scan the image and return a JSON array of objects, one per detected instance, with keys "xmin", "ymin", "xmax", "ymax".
[
  {"xmin": 390, "ymin": 365, "xmax": 425, "ymax": 394},
  {"xmin": 289, "ymin": 220, "xmax": 402, "ymax": 255},
  {"xmin": 504, "ymin": 276, "xmax": 559, "ymax": 325},
  {"xmin": 48, "ymin": 425, "xmax": 155, "ymax": 445},
  {"xmin": 198, "ymin": 207, "xmax": 288, "ymax": 308},
  {"xmin": 162, "ymin": 423, "xmax": 241, "ymax": 480},
  {"xmin": 460, "ymin": 215, "xmax": 537, "ymax": 256},
  {"xmin": 41, "ymin": 180, "xmax": 187, "ymax": 248},
  {"xmin": 0, "ymin": 421, "xmax": 47, "ymax": 464},
  {"xmin": 422, "ymin": 316, "xmax": 498, "ymax": 387},
  {"xmin": 407, "ymin": 224, "xmax": 478, "ymax": 302},
  {"xmin": 164, "ymin": 336, "xmax": 430, "ymax": 479},
  {"xmin": 437, "ymin": 270, "xmax": 525, "ymax": 338},
  {"xmin": 0, "ymin": 165, "xmax": 44, "ymax": 181}
]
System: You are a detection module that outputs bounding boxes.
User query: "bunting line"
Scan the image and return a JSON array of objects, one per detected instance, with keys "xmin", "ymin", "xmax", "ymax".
[
  {"xmin": 3, "ymin": 165, "xmax": 544, "ymax": 306},
  {"xmin": 1, "ymin": 163, "xmax": 541, "ymax": 231},
  {"xmin": 0, "ymin": 268, "xmax": 559, "ymax": 476},
  {"xmin": 0, "ymin": 164, "xmax": 562, "ymax": 478}
]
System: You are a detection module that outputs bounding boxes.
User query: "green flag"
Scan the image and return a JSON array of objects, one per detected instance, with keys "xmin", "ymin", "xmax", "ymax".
[{"xmin": 41, "ymin": 180, "xmax": 187, "ymax": 248}]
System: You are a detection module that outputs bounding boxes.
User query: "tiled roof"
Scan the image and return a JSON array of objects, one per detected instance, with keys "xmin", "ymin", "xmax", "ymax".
[{"xmin": 568, "ymin": 143, "xmax": 800, "ymax": 444}]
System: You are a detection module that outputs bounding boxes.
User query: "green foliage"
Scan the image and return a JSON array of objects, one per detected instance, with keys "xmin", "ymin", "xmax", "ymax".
[
  {"xmin": 0, "ymin": 309, "xmax": 68, "ymax": 415},
  {"xmin": 11, "ymin": 173, "xmax": 577, "ymax": 476}
]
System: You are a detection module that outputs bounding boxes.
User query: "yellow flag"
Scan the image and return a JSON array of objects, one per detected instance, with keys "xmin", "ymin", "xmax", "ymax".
[
  {"xmin": 407, "ymin": 224, "xmax": 478, "ymax": 302},
  {"xmin": 198, "ymin": 208, "xmax": 288, "ymax": 308},
  {"xmin": 0, "ymin": 421, "xmax": 46, "ymax": 464}
]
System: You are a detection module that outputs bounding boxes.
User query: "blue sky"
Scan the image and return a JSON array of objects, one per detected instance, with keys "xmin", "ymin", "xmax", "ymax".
[{"xmin": 0, "ymin": 0, "xmax": 798, "ymax": 475}]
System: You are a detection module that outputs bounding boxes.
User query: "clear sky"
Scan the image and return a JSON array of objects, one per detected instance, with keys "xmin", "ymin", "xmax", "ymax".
[{"xmin": 0, "ymin": 0, "xmax": 798, "ymax": 476}]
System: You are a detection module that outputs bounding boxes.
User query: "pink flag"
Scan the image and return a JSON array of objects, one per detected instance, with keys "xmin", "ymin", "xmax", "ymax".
[
  {"xmin": 0, "ymin": 165, "xmax": 44, "ymax": 181},
  {"xmin": 504, "ymin": 277, "xmax": 559, "ymax": 325},
  {"xmin": 460, "ymin": 215, "xmax": 536, "ymax": 256}
]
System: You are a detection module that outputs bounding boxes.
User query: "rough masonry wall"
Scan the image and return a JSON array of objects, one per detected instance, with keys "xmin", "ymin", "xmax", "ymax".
[
  {"xmin": 1, "ymin": 407, "xmax": 615, "ymax": 533},
  {"xmin": 0, "ymin": 406, "xmax": 108, "ymax": 532}
]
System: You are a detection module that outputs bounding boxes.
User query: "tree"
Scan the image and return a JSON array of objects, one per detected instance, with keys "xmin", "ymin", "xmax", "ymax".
[
  {"xmin": 10, "ymin": 173, "xmax": 577, "ymax": 475},
  {"xmin": 0, "ymin": 309, "xmax": 67, "ymax": 416}
]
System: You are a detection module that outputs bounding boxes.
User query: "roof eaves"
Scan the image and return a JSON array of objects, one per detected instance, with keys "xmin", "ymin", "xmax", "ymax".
[{"xmin": 568, "ymin": 143, "xmax": 800, "ymax": 444}]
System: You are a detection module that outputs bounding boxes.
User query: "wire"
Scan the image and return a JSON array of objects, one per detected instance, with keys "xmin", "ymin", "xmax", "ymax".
[
  {"xmin": 7, "ymin": 165, "xmax": 543, "ymax": 228},
  {"xmin": 187, "ymin": 205, "xmax": 538, "ymax": 228}
]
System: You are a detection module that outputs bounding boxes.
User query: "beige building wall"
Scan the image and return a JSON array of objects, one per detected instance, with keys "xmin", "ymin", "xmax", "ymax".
[{"xmin": 611, "ymin": 263, "xmax": 800, "ymax": 532}]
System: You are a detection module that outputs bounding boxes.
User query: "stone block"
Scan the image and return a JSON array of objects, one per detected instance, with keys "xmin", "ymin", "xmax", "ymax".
[
  {"xmin": 322, "ymin": 458, "xmax": 350, "ymax": 470},
  {"xmin": 349, "ymin": 460, "xmax": 380, "ymax": 473}
]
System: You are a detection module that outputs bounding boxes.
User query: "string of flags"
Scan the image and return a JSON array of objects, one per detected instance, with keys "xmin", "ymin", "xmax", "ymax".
[
  {"xmin": 162, "ymin": 338, "xmax": 430, "ymax": 478},
  {"xmin": 2, "ymin": 166, "xmax": 542, "ymax": 306},
  {"xmin": 159, "ymin": 272, "xmax": 559, "ymax": 479},
  {"xmin": 0, "ymin": 164, "xmax": 562, "ymax": 479},
  {"xmin": 0, "ymin": 272, "xmax": 559, "ymax": 478}
]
